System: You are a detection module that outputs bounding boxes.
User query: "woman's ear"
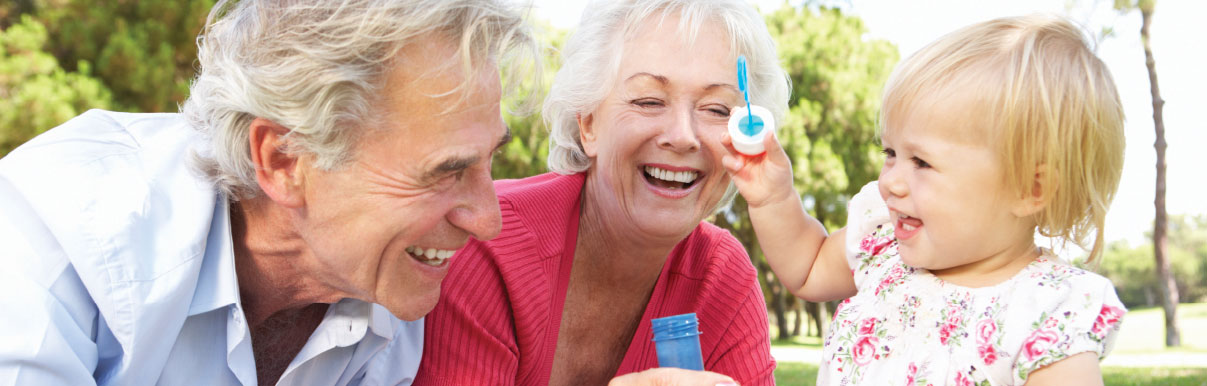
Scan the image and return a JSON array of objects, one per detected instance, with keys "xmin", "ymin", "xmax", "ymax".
[
  {"xmin": 1012, "ymin": 164, "xmax": 1053, "ymax": 218},
  {"xmin": 248, "ymin": 117, "xmax": 306, "ymax": 208},
  {"xmin": 577, "ymin": 113, "xmax": 598, "ymax": 157}
]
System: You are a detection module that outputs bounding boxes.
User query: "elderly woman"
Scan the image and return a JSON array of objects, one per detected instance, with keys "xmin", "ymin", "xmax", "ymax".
[{"xmin": 414, "ymin": 0, "xmax": 789, "ymax": 385}]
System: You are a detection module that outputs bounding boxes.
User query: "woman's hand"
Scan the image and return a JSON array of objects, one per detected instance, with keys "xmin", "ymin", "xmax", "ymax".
[
  {"xmin": 720, "ymin": 130, "xmax": 797, "ymax": 209},
  {"xmin": 608, "ymin": 368, "xmax": 738, "ymax": 386}
]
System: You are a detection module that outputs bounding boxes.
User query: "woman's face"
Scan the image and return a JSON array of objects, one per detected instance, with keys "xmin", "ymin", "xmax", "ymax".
[{"xmin": 579, "ymin": 16, "xmax": 742, "ymax": 242}]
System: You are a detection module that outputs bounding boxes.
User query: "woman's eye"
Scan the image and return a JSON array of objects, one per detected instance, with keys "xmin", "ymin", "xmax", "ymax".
[
  {"xmin": 705, "ymin": 105, "xmax": 730, "ymax": 117},
  {"xmin": 631, "ymin": 99, "xmax": 664, "ymax": 108},
  {"xmin": 911, "ymin": 156, "xmax": 931, "ymax": 169}
]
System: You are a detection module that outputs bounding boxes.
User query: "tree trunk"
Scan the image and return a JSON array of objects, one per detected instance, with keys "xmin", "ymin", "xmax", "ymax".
[
  {"xmin": 1140, "ymin": 3, "xmax": 1181, "ymax": 347},
  {"xmin": 791, "ymin": 302, "xmax": 803, "ymax": 337},
  {"xmin": 769, "ymin": 276, "xmax": 790, "ymax": 341}
]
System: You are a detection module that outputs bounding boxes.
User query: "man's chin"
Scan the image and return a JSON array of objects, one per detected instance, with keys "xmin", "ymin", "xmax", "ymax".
[{"xmin": 382, "ymin": 292, "xmax": 440, "ymax": 321}]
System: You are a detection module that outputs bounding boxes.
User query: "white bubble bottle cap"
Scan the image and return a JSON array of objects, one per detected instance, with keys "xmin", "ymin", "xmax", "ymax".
[{"xmin": 728, "ymin": 104, "xmax": 774, "ymax": 156}]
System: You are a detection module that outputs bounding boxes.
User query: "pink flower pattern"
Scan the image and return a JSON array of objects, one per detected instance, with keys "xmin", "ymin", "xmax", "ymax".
[{"xmin": 820, "ymin": 221, "xmax": 1128, "ymax": 386}]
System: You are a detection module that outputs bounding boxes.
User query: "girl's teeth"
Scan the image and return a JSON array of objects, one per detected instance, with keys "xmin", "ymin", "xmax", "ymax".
[{"xmin": 901, "ymin": 223, "xmax": 917, "ymax": 231}]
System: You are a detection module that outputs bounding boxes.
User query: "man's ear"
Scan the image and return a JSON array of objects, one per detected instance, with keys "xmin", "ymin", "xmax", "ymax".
[
  {"xmin": 577, "ymin": 113, "xmax": 598, "ymax": 157},
  {"xmin": 1012, "ymin": 164, "xmax": 1052, "ymax": 218},
  {"xmin": 248, "ymin": 117, "xmax": 305, "ymax": 208}
]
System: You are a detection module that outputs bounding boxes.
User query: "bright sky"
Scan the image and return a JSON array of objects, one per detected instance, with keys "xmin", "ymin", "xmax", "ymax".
[{"xmin": 529, "ymin": 0, "xmax": 1207, "ymax": 246}]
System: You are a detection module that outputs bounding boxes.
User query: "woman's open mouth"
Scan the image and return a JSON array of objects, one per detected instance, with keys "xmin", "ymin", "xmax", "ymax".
[{"xmin": 642, "ymin": 165, "xmax": 699, "ymax": 190}]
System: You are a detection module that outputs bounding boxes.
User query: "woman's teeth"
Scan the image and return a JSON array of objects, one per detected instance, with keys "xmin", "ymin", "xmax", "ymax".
[
  {"xmin": 644, "ymin": 166, "xmax": 698, "ymax": 187},
  {"xmin": 405, "ymin": 246, "xmax": 455, "ymax": 266}
]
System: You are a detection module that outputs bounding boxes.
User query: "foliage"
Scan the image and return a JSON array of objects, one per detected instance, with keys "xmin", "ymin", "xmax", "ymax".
[
  {"xmin": 493, "ymin": 23, "xmax": 564, "ymax": 180},
  {"xmin": 1098, "ymin": 216, "xmax": 1207, "ymax": 307},
  {"xmin": 0, "ymin": 15, "xmax": 112, "ymax": 155},
  {"xmin": 32, "ymin": 0, "xmax": 216, "ymax": 112}
]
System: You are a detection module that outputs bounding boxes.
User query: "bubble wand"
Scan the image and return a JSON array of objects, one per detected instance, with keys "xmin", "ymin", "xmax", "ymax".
[{"xmin": 728, "ymin": 55, "xmax": 775, "ymax": 156}]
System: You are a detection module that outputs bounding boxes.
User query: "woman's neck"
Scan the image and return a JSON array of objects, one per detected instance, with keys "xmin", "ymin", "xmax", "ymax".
[{"xmin": 574, "ymin": 176, "xmax": 683, "ymax": 283}]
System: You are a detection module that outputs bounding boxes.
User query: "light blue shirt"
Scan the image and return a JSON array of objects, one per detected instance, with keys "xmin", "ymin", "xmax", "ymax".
[{"xmin": 0, "ymin": 110, "xmax": 422, "ymax": 385}]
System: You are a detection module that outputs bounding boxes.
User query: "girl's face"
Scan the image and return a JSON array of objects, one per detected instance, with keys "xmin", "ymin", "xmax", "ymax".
[
  {"xmin": 578, "ymin": 16, "xmax": 742, "ymax": 243},
  {"xmin": 877, "ymin": 97, "xmax": 1040, "ymax": 285}
]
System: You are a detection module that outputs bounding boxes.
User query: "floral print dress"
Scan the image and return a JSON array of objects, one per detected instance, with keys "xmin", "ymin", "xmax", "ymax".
[{"xmin": 818, "ymin": 183, "xmax": 1126, "ymax": 386}]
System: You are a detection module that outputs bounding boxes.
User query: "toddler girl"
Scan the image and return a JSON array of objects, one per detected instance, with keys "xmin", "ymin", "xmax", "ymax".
[{"xmin": 723, "ymin": 14, "xmax": 1126, "ymax": 385}]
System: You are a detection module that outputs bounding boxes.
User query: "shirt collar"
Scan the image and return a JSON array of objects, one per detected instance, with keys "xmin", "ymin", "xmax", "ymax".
[
  {"xmin": 188, "ymin": 195, "xmax": 398, "ymax": 341},
  {"xmin": 188, "ymin": 195, "xmax": 240, "ymax": 316}
]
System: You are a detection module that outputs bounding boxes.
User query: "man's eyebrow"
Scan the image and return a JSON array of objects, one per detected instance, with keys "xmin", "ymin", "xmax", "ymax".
[{"xmin": 424, "ymin": 127, "xmax": 512, "ymax": 181}]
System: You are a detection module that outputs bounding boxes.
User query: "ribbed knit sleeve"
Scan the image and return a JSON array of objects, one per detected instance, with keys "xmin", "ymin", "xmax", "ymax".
[
  {"xmin": 699, "ymin": 234, "xmax": 777, "ymax": 385},
  {"xmin": 412, "ymin": 213, "xmax": 522, "ymax": 386},
  {"xmin": 414, "ymin": 172, "xmax": 583, "ymax": 386}
]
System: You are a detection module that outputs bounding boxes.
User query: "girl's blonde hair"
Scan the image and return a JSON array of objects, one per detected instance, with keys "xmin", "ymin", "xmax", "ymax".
[{"xmin": 880, "ymin": 14, "xmax": 1125, "ymax": 262}]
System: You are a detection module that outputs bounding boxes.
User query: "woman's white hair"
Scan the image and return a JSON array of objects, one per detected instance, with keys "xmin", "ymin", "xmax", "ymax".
[
  {"xmin": 184, "ymin": 0, "xmax": 539, "ymax": 200},
  {"xmin": 544, "ymin": 0, "xmax": 790, "ymax": 174}
]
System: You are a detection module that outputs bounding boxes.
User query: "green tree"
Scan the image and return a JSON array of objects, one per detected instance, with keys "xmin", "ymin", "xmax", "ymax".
[
  {"xmin": 0, "ymin": 15, "xmax": 112, "ymax": 155},
  {"xmin": 715, "ymin": 5, "xmax": 898, "ymax": 340},
  {"xmin": 1098, "ymin": 215, "xmax": 1207, "ymax": 308},
  {"xmin": 1113, "ymin": 0, "xmax": 1179, "ymax": 347},
  {"xmin": 34, "ymin": 0, "xmax": 215, "ymax": 112},
  {"xmin": 493, "ymin": 23, "xmax": 563, "ymax": 180}
]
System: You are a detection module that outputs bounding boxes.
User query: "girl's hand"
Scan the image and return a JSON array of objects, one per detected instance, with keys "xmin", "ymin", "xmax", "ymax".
[
  {"xmin": 608, "ymin": 368, "xmax": 738, "ymax": 386},
  {"xmin": 720, "ymin": 130, "xmax": 797, "ymax": 209}
]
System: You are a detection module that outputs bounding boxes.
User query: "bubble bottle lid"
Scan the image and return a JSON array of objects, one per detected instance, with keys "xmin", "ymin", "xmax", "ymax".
[{"xmin": 728, "ymin": 55, "xmax": 775, "ymax": 156}]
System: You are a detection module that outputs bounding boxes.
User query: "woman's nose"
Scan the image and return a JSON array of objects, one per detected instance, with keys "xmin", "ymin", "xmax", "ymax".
[{"xmin": 656, "ymin": 106, "xmax": 700, "ymax": 153}]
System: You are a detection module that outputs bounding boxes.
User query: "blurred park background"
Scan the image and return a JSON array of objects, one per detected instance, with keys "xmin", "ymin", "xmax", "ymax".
[{"xmin": 1, "ymin": 0, "xmax": 1203, "ymax": 384}]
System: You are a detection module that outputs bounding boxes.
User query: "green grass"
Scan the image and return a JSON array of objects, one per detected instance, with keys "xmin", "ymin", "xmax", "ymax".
[
  {"xmin": 770, "ymin": 303, "xmax": 1207, "ymax": 385},
  {"xmin": 774, "ymin": 362, "xmax": 819, "ymax": 386},
  {"xmin": 1102, "ymin": 367, "xmax": 1207, "ymax": 386}
]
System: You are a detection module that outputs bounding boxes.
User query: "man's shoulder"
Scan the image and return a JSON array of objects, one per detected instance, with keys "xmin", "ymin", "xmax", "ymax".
[{"xmin": 0, "ymin": 108, "xmax": 219, "ymax": 283}]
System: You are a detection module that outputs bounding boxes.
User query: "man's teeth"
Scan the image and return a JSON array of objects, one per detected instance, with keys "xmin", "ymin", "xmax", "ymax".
[
  {"xmin": 644, "ymin": 166, "xmax": 698, "ymax": 184},
  {"xmin": 405, "ymin": 246, "xmax": 455, "ymax": 266}
]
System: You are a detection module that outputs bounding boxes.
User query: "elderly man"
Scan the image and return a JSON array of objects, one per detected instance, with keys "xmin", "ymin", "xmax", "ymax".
[{"xmin": 0, "ymin": 0, "xmax": 533, "ymax": 384}]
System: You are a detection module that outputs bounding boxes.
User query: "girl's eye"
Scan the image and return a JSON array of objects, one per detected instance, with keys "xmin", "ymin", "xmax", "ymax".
[
  {"xmin": 881, "ymin": 148, "xmax": 896, "ymax": 158},
  {"xmin": 911, "ymin": 156, "xmax": 931, "ymax": 169}
]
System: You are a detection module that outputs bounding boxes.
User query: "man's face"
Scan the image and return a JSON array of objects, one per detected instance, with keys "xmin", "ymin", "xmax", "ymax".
[{"xmin": 295, "ymin": 37, "xmax": 507, "ymax": 320}]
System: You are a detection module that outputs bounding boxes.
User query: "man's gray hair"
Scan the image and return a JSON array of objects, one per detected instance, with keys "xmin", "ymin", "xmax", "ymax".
[
  {"xmin": 184, "ymin": 0, "xmax": 539, "ymax": 200},
  {"xmin": 544, "ymin": 0, "xmax": 790, "ymax": 174}
]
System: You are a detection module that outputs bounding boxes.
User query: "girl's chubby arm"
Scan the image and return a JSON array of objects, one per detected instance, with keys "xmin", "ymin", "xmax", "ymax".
[
  {"xmin": 721, "ymin": 132, "xmax": 855, "ymax": 302},
  {"xmin": 1023, "ymin": 352, "xmax": 1104, "ymax": 386}
]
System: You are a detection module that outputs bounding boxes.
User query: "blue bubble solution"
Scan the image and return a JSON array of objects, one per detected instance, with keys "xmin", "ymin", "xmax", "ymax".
[
  {"xmin": 739, "ymin": 114, "xmax": 765, "ymax": 136},
  {"xmin": 651, "ymin": 313, "xmax": 704, "ymax": 371}
]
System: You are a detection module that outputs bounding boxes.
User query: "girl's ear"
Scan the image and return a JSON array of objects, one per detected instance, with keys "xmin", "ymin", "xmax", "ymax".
[
  {"xmin": 577, "ymin": 113, "xmax": 598, "ymax": 157},
  {"xmin": 1012, "ymin": 164, "xmax": 1052, "ymax": 218}
]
